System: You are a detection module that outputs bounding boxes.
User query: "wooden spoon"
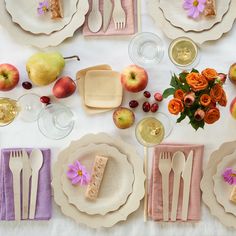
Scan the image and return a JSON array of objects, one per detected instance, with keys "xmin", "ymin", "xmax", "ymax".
[{"xmin": 88, "ymin": 0, "xmax": 102, "ymax": 33}]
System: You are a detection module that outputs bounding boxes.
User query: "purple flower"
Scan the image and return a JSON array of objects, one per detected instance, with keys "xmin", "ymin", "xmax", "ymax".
[
  {"xmin": 183, "ymin": 0, "xmax": 206, "ymax": 19},
  {"xmin": 222, "ymin": 168, "xmax": 236, "ymax": 185},
  {"xmin": 37, "ymin": 0, "xmax": 49, "ymax": 15},
  {"xmin": 67, "ymin": 160, "xmax": 90, "ymax": 185}
]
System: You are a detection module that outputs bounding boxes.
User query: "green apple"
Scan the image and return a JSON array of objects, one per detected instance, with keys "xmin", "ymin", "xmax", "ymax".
[{"xmin": 113, "ymin": 107, "xmax": 135, "ymax": 129}]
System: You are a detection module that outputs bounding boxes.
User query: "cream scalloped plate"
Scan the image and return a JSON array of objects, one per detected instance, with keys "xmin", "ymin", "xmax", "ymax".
[
  {"xmin": 5, "ymin": 0, "xmax": 78, "ymax": 34},
  {"xmin": 147, "ymin": 0, "xmax": 236, "ymax": 44},
  {"xmin": 200, "ymin": 141, "xmax": 236, "ymax": 228},
  {"xmin": 0, "ymin": 0, "xmax": 89, "ymax": 47},
  {"xmin": 159, "ymin": 0, "xmax": 231, "ymax": 32},
  {"xmin": 61, "ymin": 143, "xmax": 134, "ymax": 216},
  {"xmin": 52, "ymin": 133, "xmax": 145, "ymax": 228},
  {"xmin": 213, "ymin": 149, "xmax": 236, "ymax": 216}
]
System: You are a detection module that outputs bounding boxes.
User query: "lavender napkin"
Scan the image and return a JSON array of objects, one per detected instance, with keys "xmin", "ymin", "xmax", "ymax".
[{"xmin": 0, "ymin": 148, "xmax": 52, "ymax": 220}]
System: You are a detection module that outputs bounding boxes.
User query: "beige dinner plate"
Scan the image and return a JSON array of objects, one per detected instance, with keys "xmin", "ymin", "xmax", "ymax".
[
  {"xmin": 201, "ymin": 141, "xmax": 236, "ymax": 228},
  {"xmin": 213, "ymin": 149, "xmax": 236, "ymax": 216},
  {"xmin": 61, "ymin": 143, "xmax": 134, "ymax": 216},
  {"xmin": 84, "ymin": 70, "xmax": 123, "ymax": 109},
  {"xmin": 5, "ymin": 0, "xmax": 78, "ymax": 35},
  {"xmin": 0, "ymin": 0, "xmax": 89, "ymax": 47},
  {"xmin": 159, "ymin": 0, "xmax": 231, "ymax": 32},
  {"xmin": 52, "ymin": 133, "xmax": 145, "ymax": 228},
  {"xmin": 147, "ymin": 0, "xmax": 236, "ymax": 44},
  {"xmin": 76, "ymin": 65, "xmax": 112, "ymax": 114}
]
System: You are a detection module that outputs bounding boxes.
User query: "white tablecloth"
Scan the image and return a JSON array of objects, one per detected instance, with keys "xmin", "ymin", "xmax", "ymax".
[{"xmin": 0, "ymin": 1, "xmax": 236, "ymax": 235}]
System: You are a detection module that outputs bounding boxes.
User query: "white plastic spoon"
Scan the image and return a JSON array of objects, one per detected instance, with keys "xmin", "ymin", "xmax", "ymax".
[
  {"xmin": 29, "ymin": 149, "xmax": 43, "ymax": 219},
  {"xmin": 88, "ymin": 0, "xmax": 102, "ymax": 33},
  {"xmin": 171, "ymin": 151, "xmax": 185, "ymax": 221}
]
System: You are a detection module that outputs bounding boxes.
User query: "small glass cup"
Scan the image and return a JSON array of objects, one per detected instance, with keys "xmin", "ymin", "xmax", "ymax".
[
  {"xmin": 128, "ymin": 32, "xmax": 164, "ymax": 68},
  {"xmin": 37, "ymin": 103, "xmax": 75, "ymax": 140}
]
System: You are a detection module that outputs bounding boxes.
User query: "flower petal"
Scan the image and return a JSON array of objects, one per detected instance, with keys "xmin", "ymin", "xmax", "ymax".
[
  {"xmin": 67, "ymin": 170, "xmax": 78, "ymax": 179},
  {"xmin": 71, "ymin": 176, "xmax": 82, "ymax": 185}
]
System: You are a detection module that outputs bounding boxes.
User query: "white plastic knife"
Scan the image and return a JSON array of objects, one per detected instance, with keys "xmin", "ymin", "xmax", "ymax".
[
  {"xmin": 22, "ymin": 150, "xmax": 32, "ymax": 219},
  {"xmin": 103, "ymin": 0, "xmax": 113, "ymax": 32},
  {"xmin": 181, "ymin": 150, "xmax": 193, "ymax": 221}
]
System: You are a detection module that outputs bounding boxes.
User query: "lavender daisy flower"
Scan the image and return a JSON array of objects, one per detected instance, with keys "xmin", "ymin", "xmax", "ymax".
[
  {"xmin": 67, "ymin": 160, "xmax": 90, "ymax": 185},
  {"xmin": 37, "ymin": 0, "xmax": 49, "ymax": 15},
  {"xmin": 183, "ymin": 0, "xmax": 206, "ymax": 19},
  {"xmin": 222, "ymin": 168, "xmax": 236, "ymax": 185}
]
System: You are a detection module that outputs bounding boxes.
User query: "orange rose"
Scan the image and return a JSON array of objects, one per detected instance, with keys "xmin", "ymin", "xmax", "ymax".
[
  {"xmin": 218, "ymin": 90, "xmax": 227, "ymax": 107},
  {"xmin": 186, "ymin": 72, "xmax": 208, "ymax": 92},
  {"xmin": 168, "ymin": 98, "xmax": 184, "ymax": 115},
  {"xmin": 202, "ymin": 68, "xmax": 218, "ymax": 82},
  {"xmin": 200, "ymin": 94, "xmax": 211, "ymax": 107},
  {"xmin": 204, "ymin": 108, "xmax": 220, "ymax": 124},
  {"xmin": 174, "ymin": 89, "xmax": 185, "ymax": 100},
  {"xmin": 210, "ymin": 84, "xmax": 223, "ymax": 102}
]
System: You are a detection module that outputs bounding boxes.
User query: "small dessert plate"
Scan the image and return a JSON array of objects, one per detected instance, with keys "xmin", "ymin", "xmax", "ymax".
[
  {"xmin": 84, "ymin": 70, "xmax": 123, "ymax": 109},
  {"xmin": 5, "ymin": 0, "xmax": 78, "ymax": 35}
]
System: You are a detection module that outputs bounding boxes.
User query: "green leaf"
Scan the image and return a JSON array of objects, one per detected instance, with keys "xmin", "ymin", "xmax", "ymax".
[
  {"xmin": 189, "ymin": 119, "xmax": 205, "ymax": 131},
  {"xmin": 191, "ymin": 68, "xmax": 199, "ymax": 73},
  {"xmin": 179, "ymin": 72, "xmax": 188, "ymax": 83},
  {"xmin": 162, "ymin": 88, "xmax": 175, "ymax": 98},
  {"xmin": 177, "ymin": 112, "xmax": 186, "ymax": 123},
  {"xmin": 170, "ymin": 74, "xmax": 178, "ymax": 88}
]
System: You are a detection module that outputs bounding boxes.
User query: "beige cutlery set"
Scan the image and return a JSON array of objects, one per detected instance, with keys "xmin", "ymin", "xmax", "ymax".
[
  {"xmin": 158, "ymin": 150, "xmax": 193, "ymax": 221},
  {"xmin": 9, "ymin": 149, "xmax": 43, "ymax": 220},
  {"xmin": 88, "ymin": 0, "xmax": 126, "ymax": 32}
]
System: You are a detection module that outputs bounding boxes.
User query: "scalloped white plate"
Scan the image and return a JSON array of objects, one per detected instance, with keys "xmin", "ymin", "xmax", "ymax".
[
  {"xmin": 200, "ymin": 141, "xmax": 236, "ymax": 228},
  {"xmin": 147, "ymin": 0, "xmax": 236, "ymax": 44},
  {"xmin": 213, "ymin": 149, "xmax": 236, "ymax": 216},
  {"xmin": 52, "ymin": 133, "xmax": 145, "ymax": 228},
  {"xmin": 0, "ymin": 0, "xmax": 89, "ymax": 48},
  {"xmin": 5, "ymin": 0, "xmax": 78, "ymax": 35},
  {"xmin": 61, "ymin": 143, "xmax": 134, "ymax": 216},
  {"xmin": 159, "ymin": 0, "xmax": 231, "ymax": 32}
]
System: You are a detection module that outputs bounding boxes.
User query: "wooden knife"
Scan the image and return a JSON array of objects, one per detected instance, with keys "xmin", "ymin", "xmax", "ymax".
[
  {"xmin": 103, "ymin": 0, "xmax": 113, "ymax": 32},
  {"xmin": 181, "ymin": 150, "xmax": 193, "ymax": 221}
]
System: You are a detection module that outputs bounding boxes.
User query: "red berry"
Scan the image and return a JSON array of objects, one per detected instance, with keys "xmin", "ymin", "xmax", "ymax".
[
  {"xmin": 40, "ymin": 96, "xmax": 50, "ymax": 104},
  {"xmin": 142, "ymin": 102, "xmax": 151, "ymax": 112},
  {"xmin": 154, "ymin": 92, "xmax": 163, "ymax": 102},
  {"xmin": 22, "ymin": 81, "xmax": 32, "ymax": 90},
  {"xmin": 143, "ymin": 91, "xmax": 151, "ymax": 98},
  {"xmin": 129, "ymin": 100, "xmax": 139, "ymax": 108},
  {"xmin": 151, "ymin": 103, "xmax": 159, "ymax": 113}
]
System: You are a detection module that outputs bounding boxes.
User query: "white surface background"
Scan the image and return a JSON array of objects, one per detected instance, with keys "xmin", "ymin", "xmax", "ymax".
[{"xmin": 0, "ymin": 1, "xmax": 236, "ymax": 236}]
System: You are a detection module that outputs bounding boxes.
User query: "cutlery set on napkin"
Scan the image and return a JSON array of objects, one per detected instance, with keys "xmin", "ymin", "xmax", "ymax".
[
  {"xmin": 0, "ymin": 148, "xmax": 51, "ymax": 221},
  {"xmin": 148, "ymin": 144, "xmax": 204, "ymax": 222}
]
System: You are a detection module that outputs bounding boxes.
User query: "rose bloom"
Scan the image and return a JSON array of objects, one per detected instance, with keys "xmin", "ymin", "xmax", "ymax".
[
  {"xmin": 204, "ymin": 108, "xmax": 220, "ymax": 124},
  {"xmin": 186, "ymin": 72, "xmax": 208, "ymax": 92},
  {"xmin": 184, "ymin": 92, "xmax": 195, "ymax": 107},
  {"xmin": 168, "ymin": 98, "xmax": 184, "ymax": 115},
  {"xmin": 194, "ymin": 109, "xmax": 205, "ymax": 121},
  {"xmin": 210, "ymin": 84, "xmax": 223, "ymax": 102},
  {"xmin": 202, "ymin": 68, "xmax": 218, "ymax": 82},
  {"xmin": 174, "ymin": 89, "xmax": 185, "ymax": 100},
  {"xmin": 218, "ymin": 90, "xmax": 227, "ymax": 107},
  {"xmin": 200, "ymin": 94, "xmax": 211, "ymax": 107}
]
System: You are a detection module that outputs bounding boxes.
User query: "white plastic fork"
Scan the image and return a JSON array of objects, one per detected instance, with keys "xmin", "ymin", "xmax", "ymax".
[
  {"xmin": 9, "ymin": 150, "xmax": 23, "ymax": 221},
  {"xmin": 158, "ymin": 152, "xmax": 171, "ymax": 221},
  {"xmin": 112, "ymin": 0, "xmax": 126, "ymax": 30}
]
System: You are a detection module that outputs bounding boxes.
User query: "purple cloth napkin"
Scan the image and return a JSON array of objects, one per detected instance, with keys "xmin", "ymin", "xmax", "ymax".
[{"xmin": 0, "ymin": 148, "xmax": 52, "ymax": 220}]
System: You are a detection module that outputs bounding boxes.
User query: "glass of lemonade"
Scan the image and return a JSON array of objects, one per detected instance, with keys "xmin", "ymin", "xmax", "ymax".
[
  {"xmin": 168, "ymin": 37, "xmax": 199, "ymax": 69},
  {"xmin": 0, "ymin": 98, "xmax": 18, "ymax": 126}
]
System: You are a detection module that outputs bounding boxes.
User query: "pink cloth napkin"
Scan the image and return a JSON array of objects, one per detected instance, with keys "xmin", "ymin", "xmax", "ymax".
[
  {"xmin": 83, "ymin": 0, "xmax": 137, "ymax": 36},
  {"xmin": 148, "ymin": 144, "xmax": 204, "ymax": 221}
]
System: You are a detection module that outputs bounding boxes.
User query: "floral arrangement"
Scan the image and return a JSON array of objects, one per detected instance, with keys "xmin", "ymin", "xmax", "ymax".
[
  {"xmin": 163, "ymin": 68, "xmax": 227, "ymax": 130},
  {"xmin": 183, "ymin": 0, "xmax": 206, "ymax": 19},
  {"xmin": 223, "ymin": 168, "xmax": 236, "ymax": 185},
  {"xmin": 67, "ymin": 160, "xmax": 90, "ymax": 185}
]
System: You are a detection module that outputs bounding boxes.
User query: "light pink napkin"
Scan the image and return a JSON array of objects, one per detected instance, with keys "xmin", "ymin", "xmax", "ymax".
[
  {"xmin": 148, "ymin": 144, "xmax": 204, "ymax": 221},
  {"xmin": 83, "ymin": 0, "xmax": 137, "ymax": 36}
]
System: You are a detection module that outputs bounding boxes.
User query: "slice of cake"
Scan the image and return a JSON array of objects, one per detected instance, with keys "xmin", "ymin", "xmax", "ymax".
[{"xmin": 204, "ymin": 0, "xmax": 216, "ymax": 17}]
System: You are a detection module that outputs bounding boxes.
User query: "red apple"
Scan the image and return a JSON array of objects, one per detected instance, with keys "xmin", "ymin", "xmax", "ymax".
[
  {"xmin": 0, "ymin": 64, "xmax": 19, "ymax": 91},
  {"xmin": 120, "ymin": 65, "xmax": 148, "ymax": 93},
  {"xmin": 52, "ymin": 76, "xmax": 76, "ymax": 98}
]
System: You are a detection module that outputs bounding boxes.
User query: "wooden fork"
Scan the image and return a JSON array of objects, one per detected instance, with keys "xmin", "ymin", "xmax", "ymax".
[
  {"xmin": 158, "ymin": 152, "xmax": 171, "ymax": 221},
  {"xmin": 112, "ymin": 0, "xmax": 126, "ymax": 30},
  {"xmin": 9, "ymin": 150, "xmax": 23, "ymax": 221}
]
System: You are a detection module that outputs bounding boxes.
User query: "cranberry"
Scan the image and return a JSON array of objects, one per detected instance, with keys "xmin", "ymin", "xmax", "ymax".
[
  {"xmin": 142, "ymin": 101, "xmax": 151, "ymax": 112},
  {"xmin": 151, "ymin": 103, "xmax": 159, "ymax": 113},
  {"xmin": 129, "ymin": 100, "xmax": 139, "ymax": 108},
  {"xmin": 40, "ymin": 96, "xmax": 50, "ymax": 104},
  {"xmin": 154, "ymin": 92, "xmax": 163, "ymax": 102},
  {"xmin": 143, "ymin": 91, "xmax": 151, "ymax": 98},
  {"xmin": 22, "ymin": 81, "xmax": 32, "ymax": 90}
]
